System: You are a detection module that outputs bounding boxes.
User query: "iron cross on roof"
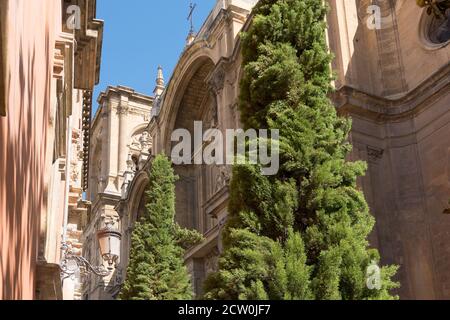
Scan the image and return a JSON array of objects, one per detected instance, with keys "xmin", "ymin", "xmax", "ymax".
[{"xmin": 187, "ymin": 1, "xmax": 197, "ymax": 34}]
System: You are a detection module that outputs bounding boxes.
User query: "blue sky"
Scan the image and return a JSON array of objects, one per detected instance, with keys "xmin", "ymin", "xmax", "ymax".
[{"xmin": 93, "ymin": 0, "xmax": 216, "ymax": 111}]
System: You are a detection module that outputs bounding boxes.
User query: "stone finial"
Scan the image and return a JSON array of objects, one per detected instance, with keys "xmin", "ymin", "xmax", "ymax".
[
  {"xmin": 153, "ymin": 66, "xmax": 165, "ymax": 97},
  {"xmin": 186, "ymin": 30, "xmax": 196, "ymax": 46},
  {"xmin": 126, "ymin": 153, "xmax": 134, "ymax": 172}
]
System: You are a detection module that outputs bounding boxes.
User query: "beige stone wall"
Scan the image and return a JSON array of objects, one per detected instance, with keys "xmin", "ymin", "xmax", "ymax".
[
  {"xmin": 0, "ymin": 0, "xmax": 103, "ymax": 300},
  {"xmin": 346, "ymin": 94, "xmax": 450, "ymax": 299},
  {"xmin": 82, "ymin": 86, "xmax": 152, "ymax": 300},
  {"xmin": 332, "ymin": 1, "xmax": 450, "ymax": 299},
  {"xmin": 328, "ymin": 1, "xmax": 450, "ymax": 98},
  {"xmin": 0, "ymin": 0, "xmax": 62, "ymax": 300}
]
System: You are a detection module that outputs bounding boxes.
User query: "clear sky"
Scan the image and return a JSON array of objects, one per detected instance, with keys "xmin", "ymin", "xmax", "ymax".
[{"xmin": 93, "ymin": 0, "xmax": 216, "ymax": 112}]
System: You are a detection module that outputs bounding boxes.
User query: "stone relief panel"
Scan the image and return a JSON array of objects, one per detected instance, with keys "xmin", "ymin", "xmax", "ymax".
[
  {"xmin": 204, "ymin": 247, "xmax": 220, "ymax": 275},
  {"xmin": 129, "ymin": 129, "xmax": 151, "ymax": 153},
  {"xmin": 207, "ymin": 64, "xmax": 226, "ymax": 95},
  {"xmin": 70, "ymin": 128, "xmax": 84, "ymax": 187},
  {"xmin": 215, "ymin": 165, "xmax": 231, "ymax": 193}
]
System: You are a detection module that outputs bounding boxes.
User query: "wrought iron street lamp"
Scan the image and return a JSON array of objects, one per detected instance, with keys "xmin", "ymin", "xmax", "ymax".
[
  {"xmin": 60, "ymin": 222, "xmax": 122, "ymax": 279},
  {"xmin": 60, "ymin": 242, "xmax": 110, "ymax": 279},
  {"xmin": 97, "ymin": 222, "xmax": 122, "ymax": 270}
]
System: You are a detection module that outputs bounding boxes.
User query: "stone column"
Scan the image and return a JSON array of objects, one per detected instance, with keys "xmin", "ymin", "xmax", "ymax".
[
  {"xmin": 105, "ymin": 97, "xmax": 120, "ymax": 193},
  {"xmin": 100, "ymin": 104, "xmax": 110, "ymax": 193},
  {"xmin": 117, "ymin": 94, "xmax": 130, "ymax": 183}
]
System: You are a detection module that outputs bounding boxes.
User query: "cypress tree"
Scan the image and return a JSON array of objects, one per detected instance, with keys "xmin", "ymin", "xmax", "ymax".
[
  {"xmin": 204, "ymin": 0, "xmax": 398, "ymax": 300},
  {"xmin": 120, "ymin": 154, "xmax": 202, "ymax": 300}
]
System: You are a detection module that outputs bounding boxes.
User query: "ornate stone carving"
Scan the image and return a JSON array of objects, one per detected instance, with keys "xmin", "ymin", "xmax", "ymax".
[
  {"xmin": 367, "ymin": 146, "xmax": 384, "ymax": 162},
  {"xmin": 116, "ymin": 104, "xmax": 129, "ymax": 116},
  {"xmin": 139, "ymin": 131, "xmax": 150, "ymax": 151},
  {"xmin": 215, "ymin": 165, "xmax": 231, "ymax": 193},
  {"xmin": 130, "ymin": 130, "xmax": 151, "ymax": 152},
  {"xmin": 70, "ymin": 128, "xmax": 83, "ymax": 184},
  {"xmin": 208, "ymin": 91, "xmax": 219, "ymax": 128},
  {"xmin": 126, "ymin": 153, "xmax": 135, "ymax": 172},
  {"xmin": 208, "ymin": 65, "xmax": 226, "ymax": 95},
  {"xmin": 204, "ymin": 247, "xmax": 220, "ymax": 275},
  {"xmin": 70, "ymin": 166, "xmax": 80, "ymax": 183}
]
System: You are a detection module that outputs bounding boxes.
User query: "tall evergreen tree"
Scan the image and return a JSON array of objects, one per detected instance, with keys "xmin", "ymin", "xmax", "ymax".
[
  {"xmin": 204, "ymin": 0, "xmax": 398, "ymax": 300},
  {"xmin": 120, "ymin": 154, "xmax": 202, "ymax": 300}
]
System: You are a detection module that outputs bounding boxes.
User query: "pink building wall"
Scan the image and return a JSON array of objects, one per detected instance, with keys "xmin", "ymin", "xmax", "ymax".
[{"xmin": 0, "ymin": 0, "xmax": 61, "ymax": 300}]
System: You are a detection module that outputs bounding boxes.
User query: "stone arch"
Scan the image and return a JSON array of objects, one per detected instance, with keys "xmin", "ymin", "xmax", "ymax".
[
  {"xmin": 120, "ymin": 169, "xmax": 149, "ymax": 270},
  {"xmin": 129, "ymin": 123, "xmax": 149, "ymax": 141},
  {"xmin": 158, "ymin": 41, "xmax": 218, "ymax": 152},
  {"xmin": 156, "ymin": 44, "xmax": 221, "ymax": 233},
  {"xmin": 126, "ymin": 170, "xmax": 149, "ymax": 224}
]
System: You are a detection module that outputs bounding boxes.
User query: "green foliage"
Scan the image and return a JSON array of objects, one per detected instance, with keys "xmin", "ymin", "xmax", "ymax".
[
  {"xmin": 120, "ymin": 154, "xmax": 203, "ymax": 300},
  {"xmin": 204, "ymin": 0, "xmax": 399, "ymax": 300}
]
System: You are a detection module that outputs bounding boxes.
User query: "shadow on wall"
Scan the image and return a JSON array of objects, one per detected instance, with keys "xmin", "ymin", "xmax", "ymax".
[{"xmin": 0, "ymin": 0, "xmax": 57, "ymax": 300}]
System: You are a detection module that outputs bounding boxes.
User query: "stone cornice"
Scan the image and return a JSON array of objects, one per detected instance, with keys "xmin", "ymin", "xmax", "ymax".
[
  {"xmin": 92, "ymin": 86, "xmax": 153, "ymax": 129},
  {"xmin": 90, "ymin": 191, "xmax": 121, "ymax": 213},
  {"xmin": 85, "ymin": 191, "xmax": 122, "ymax": 228},
  {"xmin": 238, "ymin": 8, "xmax": 449, "ymax": 124},
  {"xmin": 97, "ymin": 85, "xmax": 153, "ymax": 105},
  {"xmin": 333, "ymin": 62, "xmax": 450, "ymax": 122},
  {"xmin": 65, "ymin": 0, "xmax": 104, "ymax": 90}
]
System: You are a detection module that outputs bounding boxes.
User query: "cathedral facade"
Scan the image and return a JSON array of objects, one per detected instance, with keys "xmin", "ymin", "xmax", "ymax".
[{"xmin": 82, "ymin": 0, "xmax": 450, "ymax": 300}]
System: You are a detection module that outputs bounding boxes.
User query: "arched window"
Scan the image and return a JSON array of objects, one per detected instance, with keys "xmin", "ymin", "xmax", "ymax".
[
  {"xmin": 427, "ymin": 10, "xmax": 450, "ymax": 43},
  {"xmin": 419, "ymin": 2, "xmax": 450, "ymax": 46}
]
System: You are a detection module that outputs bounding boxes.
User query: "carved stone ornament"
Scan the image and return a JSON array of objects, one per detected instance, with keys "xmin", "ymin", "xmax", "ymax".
[
  {"xmin": 215, "ymin": 165, "xmax": 231, "ymax": 192},
  {"xmin": 204, "ymin": 247, "xmax": 220, "ymax": 274},
  {"xmin": 367, "ymin": 146, "xmax": 384, "ymax": 162},
  {"xmin": 208, "ymin": 65, "xmax": 226, "ymax": 95},
  {"xmin": 130, "ymin": 130, "xmax": 151, "ymax": 152}
]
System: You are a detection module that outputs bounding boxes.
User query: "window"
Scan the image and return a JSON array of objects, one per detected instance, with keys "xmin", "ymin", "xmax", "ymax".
[
  {"xmin": 420, "ymin": 5, "xmax": 450, "ymax": 48},
  {"xmin": 428, "ymin": 11, "xmax": 450, "ymax": 43}
]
